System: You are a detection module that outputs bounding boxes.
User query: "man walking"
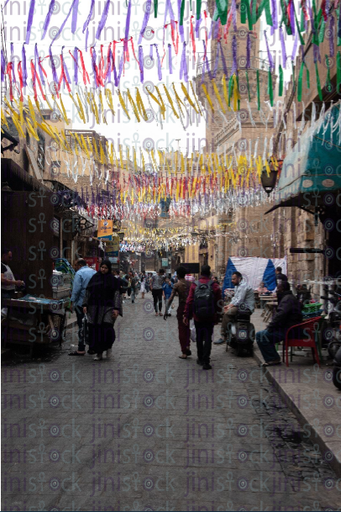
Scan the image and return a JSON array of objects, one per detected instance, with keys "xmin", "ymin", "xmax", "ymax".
[
  {"xmin": 129, "ymin": 271, "xmax": 139, "ymax": 303},
  {"xmin": 184, "ymin": 265, "xmax": 222, "ymax": 370},
  {"xmin": 214, "ymin": 271, "xmax": 255, "ymax": 345},
  {"xmin": 275, "ymin": 267, "xmax": 288, "ymax": 285},
  {"xmin": 69, "ymin": 259, "xmax": 96, "ymax": 356},
  {"xmin": 150, "ymin": 269, "xmax": 165, "ymax": 316}
]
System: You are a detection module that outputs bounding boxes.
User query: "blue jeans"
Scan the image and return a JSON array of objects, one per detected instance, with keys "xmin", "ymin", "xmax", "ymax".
[{"xmin": 256, "ymin": 328, "xmax": 286, "ymax": 363}]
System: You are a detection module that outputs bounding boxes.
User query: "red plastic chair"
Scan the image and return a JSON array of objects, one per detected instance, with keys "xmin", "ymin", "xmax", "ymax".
[{"xmin": 283, "ymin": 317, "xmax": 322, "ymax": 367}]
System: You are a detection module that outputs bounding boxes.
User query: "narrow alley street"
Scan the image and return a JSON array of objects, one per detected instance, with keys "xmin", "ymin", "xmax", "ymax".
[{"xmin": 2, "ymin": 297, "xmax": 340, "ymax": 511}]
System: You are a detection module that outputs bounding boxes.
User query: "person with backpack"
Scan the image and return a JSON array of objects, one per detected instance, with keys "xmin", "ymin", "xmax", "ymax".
[{"xmin": 183, "ymin": 265, "xmax": 222, "ymax": 370}]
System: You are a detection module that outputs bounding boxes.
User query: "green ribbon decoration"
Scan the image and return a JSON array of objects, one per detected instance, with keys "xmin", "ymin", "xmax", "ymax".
[
  {"xmin": 293, "ymin": 4, "xmax": 305, "ymax": 46},
  {"xmin": 196, "ymin": 0, "xmax": 202, "ymax": 21},
  {"xmin": 325, "ymin": 54, "xmax": 331, "ymax": 91},
  {"xmin": 297, "ymin": 61, "xmax": 304, "ymax": 102},
  {"xmin": 305, "ymin": 65, "xmax": 310, "ymax": 89},
  {"xmin": 180, "ymin": 0, "xmax": 185, "ymax": 25},
  {"xmin": 267, "ymin": 70, "xmax": 273, "ymax": 107},
  {"xmin": 278, "ymin": 65, "xmax": 283, "ymax": 97},
  {"xmin": 319, "ymin": 19, "xmax": 325, "ymax": 43},
  {"xmin": 215, "ymin": 0, "xmax": 228, "ymax": 25},
  {"xmin": 236, "ymin": 74, "xmax": 240, "ymax": 111},
  {"xmin": 154, "ymin": 0, "xmax": 158, "ymax": 18},
  {"xmin": 252, "ymin": 0, "xmax": 257, "ymax": 26},
  {"xmin": 280, "ymin": 0, "xmax": 292, "ymax": 35},
  {"xmin": 315, "ymin": 63, "xmax": 323, "ymax": 101},
  {"xmin": 256, "ymin": 0, "xmax": 272, "ymax": 26},
  {"xmin": 337, "ymin": 52, "xmax": 341, "ymax": 94},
  {"xmin": 240, "ymin": 0, "xmax": 252, "ymax": 28},
  {"xmin": 245, "ymin": 71, "xmax": 251, "ymax": 102},
  {"xmin": 228, "ymin": 75, "xmax": 234, "ymax": 107},
  {"xmin": 300, "ymin": 8, "xmax": 305, "ymax": 32},
  {"xmin": 257, "ymin": 69, "xmax": 260, "ymax": 110}
]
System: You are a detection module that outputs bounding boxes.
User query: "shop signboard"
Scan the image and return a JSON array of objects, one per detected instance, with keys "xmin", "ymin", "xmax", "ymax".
[
  {"xmin": 105, "ymin": 236, "xmax": 120, "ymax": 256},
  {"xmin": 162, "ymin": 258, "xmax": 168, "ymax": 267},
  {"xmin": 98, "ymin": 220, "xmax": 113, "ymax": 238}
]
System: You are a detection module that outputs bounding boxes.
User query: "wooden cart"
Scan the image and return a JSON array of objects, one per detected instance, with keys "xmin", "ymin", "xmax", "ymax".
[{"xmin": 2, "ymin": 296, "xmax": 68, "ymax": 356}]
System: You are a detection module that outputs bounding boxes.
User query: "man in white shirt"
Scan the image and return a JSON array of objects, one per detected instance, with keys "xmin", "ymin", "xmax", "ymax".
[
  {"xmin": 214, "ymin": 271, "xmax": 255, "ymax": 345},
  {"xmin": 1, "ymin": 249, "xmax": 24, "ymax": 299}
]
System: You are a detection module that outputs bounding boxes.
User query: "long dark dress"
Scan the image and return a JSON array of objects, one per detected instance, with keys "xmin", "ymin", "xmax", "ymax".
[{"xmin": 82, "ymin": 271, "xmax": 122, "ymax": 354}]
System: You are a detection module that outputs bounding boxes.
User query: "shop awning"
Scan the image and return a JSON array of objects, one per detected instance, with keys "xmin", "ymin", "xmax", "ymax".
[{"xmin": 266, "ymin": 103, "xmax": 341, "ymax": 214}]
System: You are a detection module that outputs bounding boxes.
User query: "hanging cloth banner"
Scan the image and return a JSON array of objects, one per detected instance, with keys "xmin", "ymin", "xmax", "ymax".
[
  {"xmin": 22, "ymin": 44, "xmax": 28, "ymax": 87},
  {"xmin": 41, "ymin": 0, "xmax": 56, "ymax": 39},
  {"xmin": 139, "ymin": 0, "xmax": 152, "ymax": 43},
  {"xmin": 96, "ymin": 0, "xmax": 111, "ymax": 40},
  {"xmin": 138, "ymin": 46, "xmax": 144, "ymax": 83},
  {"xmin": 49, "ymin": 0, "xmax": 79, "ymax": 46},
  {"xmin": 25, "ymin": 0, "xmax": 35, "ymax": 44},
  {"xmin": 180, "ymin": 42, "xmax": 188, "ymax": 82}
]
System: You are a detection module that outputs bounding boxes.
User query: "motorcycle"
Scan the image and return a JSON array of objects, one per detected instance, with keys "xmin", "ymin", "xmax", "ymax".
[
  {"xmin": 322, "ymin": 285, "xmax": 341, "ymax": 390},
  {"xmin": 226, "ymin": 309, "xmax": 255, "ymax": 356}
]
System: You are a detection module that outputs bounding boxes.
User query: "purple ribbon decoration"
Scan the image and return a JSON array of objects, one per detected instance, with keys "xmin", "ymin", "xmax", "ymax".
[
  {"xmin": 195, "ymin": 15, "xmax": 202, "ymax": 38},
  {"xmin": 338, "ymin": 5, "xmax": 341, "ymax": 39},
  {"xmin": 139, "ymin": 0, "xmax": 152, "ymax": 44},
  {"xmin": 117, "ymin": 52, "xmax": 125, "ymax": 86},
  {"xmin": 96, "ymin": 0, "xmax": 110, "ymax": 40},
  {"xmin": 219, "ymin": 42, "xmax": 228, "ymax": 78},
  {"xmin": 105, "ymin": 48, "xmax": 113, "ymax": 82},
  {"xmin": 113, "ymin": 53, "xmax": 119, "ymax": 86},
  {"xmin": 91, "ymin": 47, "xmax": 98, "ymax": 87},
  {"xmin": 150, "ymin": 44, "xmax": 154, "ymax": 59},
  {"xmin": 22, "ymin": 44, "xmax": 28, "ymax": 87},
  {"xmin": 138, "ymin": 46, "xmax": 144, "ymax": 83},
  {"xmin": 73, "ymin": 47, "xmax": 79, "ymax": 85},
  {"xmin": 231, "ymin": 0, "xmax": 237, "ymax": 32},
  {"xmin": 270, "ymin": 0, "xmax": 278, "ymax": 36},
  {"xmin": 1, "ymin": 49, "xmax": 6, "ymax": 83},
  {"xmin": 35, "ymin": 43, "xmax": 45, "ymax": 85},
  {"xmin": 62, "ymin": 47, "xmax": 72, "ymax": 85},
  {"xmin": 180, "ymin": 42, "xmax": 188, "ymax": 82},
  {"xmin": 83, "ymin": 0, "xmax": 95, "ymax": 33},
  {"xmin": 201, "ymin": 40, "xmax": 212, "ymax": 82},
  {"xmin": 50, "ymin": 0, "xmax": 78, "ymax": 47},
  {"xmin": 264, "ymin": 30, "xmax": 274, "ymax": 71},
  {"xmin": 246, "ymin": 32, "xmax": 251, "ymax": 68},
  {"xmin": 85, "ymin": 28, "xmax": 89, "ymax": 52},
  {"xmin": 42, "ymin": 0, "xmax": 56, "ymax": 40},
  {"xmin": 3, "ymin": 0, "xmax": 11, "ymax": 9},
  {"xmin": 168, "ymin": 44, "xmax": 173, "ymax": 74},
  {"xmin": 280, "ymin": 25, "xmax": 287, "ymax": 68},
  {"xmin": 291, "ymin": 31, "xmax": 298, "ymax": 62},
  {"xmin": 49, "ymin": 45, "xmax": 59, "ymax": 85},
  {"xmin": 313, "ymin": 44, "xmax": 321, "ymax": 64},
  {"xmin": 329, "ymin": 15, "xmax": 335, "ymax": 57},
  {"xmin": 25, "ymin": 0, "xmax": 35, "ymax": 44},
  {"xmin": 124, "ymin": 0, "xmax": 132, "ymax": 57},
  {"xmin": 154, "ymin": 44, "xmax": 162, "ymax": 81},
  {"xmin": 232, "ymin": 34, "xmax": 237, "ymax": 74},
  {"xmin": 71, "ymin": 0, "xmax": 80, "ymax": 34},
  {"xmin": 10, "ymin": 42, "xmax": 16, "ymax": 83}
]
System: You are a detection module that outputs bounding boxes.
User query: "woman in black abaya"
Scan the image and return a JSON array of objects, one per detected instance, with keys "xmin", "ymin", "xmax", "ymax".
[{"xmin": 83, "ymin": 260, "xmax": 122, "ymax": 361}]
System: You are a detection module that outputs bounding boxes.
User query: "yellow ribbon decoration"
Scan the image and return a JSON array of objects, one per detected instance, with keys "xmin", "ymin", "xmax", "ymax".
[
  {"xmin": 117, "ymin": 90, "xmax": 131, "ymax": 120},
  {"xmin": 135, "ymin": 88, "xmax": 148, "ymax": 121},
  {"xmin": 212, "ymin": 79, "xmax": 226, "ymax": 114},
  {"xmin": 181, "ymin": 83, "xmax": 198, "ymax": 113},
  {"xmin": 190, "ymin": 81, "xmax": 202, "ymax": 115},
  {"xmin": 163, "ymin": 85, "xmax": 179, "ymax": 118},
  {"xmin": 105, "ymin": 88, "xmax": 115, "ymax": 116},
  {"xmin": 222, "ymin": 75, "xmax": 230, "ymax": 110},
  {"xmin": 201, "ymin": 84, "xmax": 214, "ymax": 112},
  {"xmin": 127, "ymin": 89, "xmax": 141, "ymax": 122}
]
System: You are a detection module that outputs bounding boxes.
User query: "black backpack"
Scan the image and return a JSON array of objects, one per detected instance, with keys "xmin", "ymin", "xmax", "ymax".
[{"xmin": 193, "ymin": 280, "xmax": 215, "ymax": 321}]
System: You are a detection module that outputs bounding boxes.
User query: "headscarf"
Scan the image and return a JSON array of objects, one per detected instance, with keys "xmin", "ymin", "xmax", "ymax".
[{"xmin": 86, "ymin": 259, "xmax": 118, "ymax": 306}]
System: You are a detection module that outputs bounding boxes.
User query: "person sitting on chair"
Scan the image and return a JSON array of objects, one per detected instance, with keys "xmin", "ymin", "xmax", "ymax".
[
  {"xmin": 214, "ymin": 272, "xmax": 255, "ymax": 345},
  {"xmin": 256, "ymin": 281, "xmax": 303, "ymax": 367}
]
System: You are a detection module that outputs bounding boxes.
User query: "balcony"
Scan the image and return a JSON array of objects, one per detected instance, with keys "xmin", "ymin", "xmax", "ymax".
[{"xmin": 196, "ymin": 54, "xmax": 270, "ymax": 76}]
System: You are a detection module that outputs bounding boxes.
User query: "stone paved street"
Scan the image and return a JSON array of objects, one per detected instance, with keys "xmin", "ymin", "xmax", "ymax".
[{"xmin": 2, "ymin": 295, "xmax": 341, "ymax": 511}]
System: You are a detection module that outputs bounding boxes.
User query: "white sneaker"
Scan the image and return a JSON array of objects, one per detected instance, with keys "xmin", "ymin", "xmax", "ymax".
[
  {"xmin": 94, "ymin": 354, "xmax": 103, "ymax": 361},
  {"xmin": 106, "ymin": 349, "xmax": 112, "ymax": 359}
]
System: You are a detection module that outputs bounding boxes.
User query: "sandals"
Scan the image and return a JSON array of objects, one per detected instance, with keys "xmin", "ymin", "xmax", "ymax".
[
  {"xmin": 260, "ymin": 360, "xmax": 281, "ymax": 367},
  {"xmin": 179, "ymin": 354, "xmax": 188, "ymax": 359}
]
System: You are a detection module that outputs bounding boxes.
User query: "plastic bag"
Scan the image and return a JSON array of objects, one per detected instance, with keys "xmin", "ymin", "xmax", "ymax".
[{"xmin": 190, "ymin": 320, "xmax": 196, "ymax": 343}]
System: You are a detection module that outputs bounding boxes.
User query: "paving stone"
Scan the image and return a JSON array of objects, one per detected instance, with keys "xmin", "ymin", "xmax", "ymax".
[{"xmin": 2, "ymin": 297, "xmax": 341, "ymax": 510}]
